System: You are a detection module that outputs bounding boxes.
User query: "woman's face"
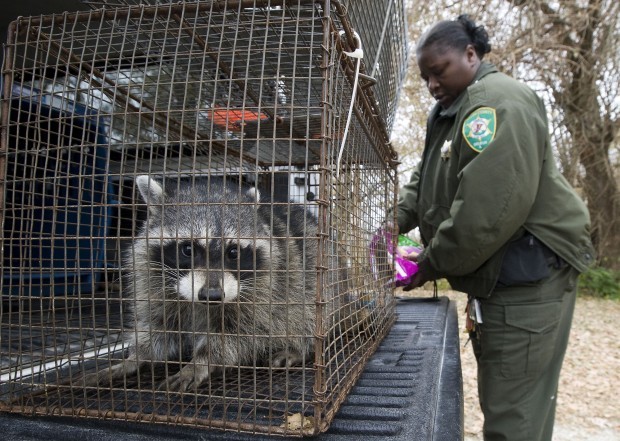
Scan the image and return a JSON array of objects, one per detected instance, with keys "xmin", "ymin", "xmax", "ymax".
[{"xmin": 417, "ymin": 43, "xmax": 481, "ymax": 109}]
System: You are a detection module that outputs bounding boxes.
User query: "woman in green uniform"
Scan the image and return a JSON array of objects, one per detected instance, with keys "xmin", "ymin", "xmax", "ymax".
[{"xmin": 396, "ymin": 15, "xmax": 595, "ymax": 441}]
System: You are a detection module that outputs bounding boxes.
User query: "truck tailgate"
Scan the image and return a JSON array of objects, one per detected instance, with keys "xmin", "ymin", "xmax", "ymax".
[{"xmin": 1, "ymin": 296, "xmax": 463, "ymax": 441}]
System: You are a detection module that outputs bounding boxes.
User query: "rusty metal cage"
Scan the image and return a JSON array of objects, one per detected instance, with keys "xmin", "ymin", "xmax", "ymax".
[{"xmin": 0, "ymin": 0, "xmax": 407, "ymax": 436}]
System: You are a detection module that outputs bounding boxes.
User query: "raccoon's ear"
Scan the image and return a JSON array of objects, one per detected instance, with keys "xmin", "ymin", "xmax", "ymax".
[
  {"xmin": 246, "ymin": 186, "xmax": 261, "ymax": 202},
  {"xmin": 135, "ymin": 175, "xmax": 164, "ymax": 213}
]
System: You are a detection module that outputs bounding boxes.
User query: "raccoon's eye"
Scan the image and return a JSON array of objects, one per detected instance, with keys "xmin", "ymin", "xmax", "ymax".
[
  {"xmin": 226, "ymin": 246, "xmax": 239, "ymax": 260},
  {"xmin": 180, "ymin": 242, "xmax": 193, "ymax": 258}
]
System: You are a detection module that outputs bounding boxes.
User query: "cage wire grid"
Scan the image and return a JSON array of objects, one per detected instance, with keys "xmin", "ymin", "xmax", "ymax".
[{"xmin": 0, "ymin": 0, "xmax": 407, "ymax": 436}]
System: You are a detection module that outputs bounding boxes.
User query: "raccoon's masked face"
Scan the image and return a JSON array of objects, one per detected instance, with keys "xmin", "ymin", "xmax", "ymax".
[
  {"xmin": 152, "ymin": 238, "xmax": 268, "ymax": 302},
  {"xmin": 135, "ymin": 175, "xmax": 271, "ymax": 303}
]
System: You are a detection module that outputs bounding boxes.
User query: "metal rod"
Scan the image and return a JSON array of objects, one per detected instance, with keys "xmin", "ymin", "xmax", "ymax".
[
  {"xmin": 371, "ymin": 0, "xmax": 396, "ymax": 79},
  {"xmin": 0, "ymin": 22, "xmax": 15, "ymax": 241},
  {"xmin": 313, "ymin": 0, "xmax": 330, "ymax": 433},
  {"xmin": 15, "ymin": 0, "xmax": 318, "ymax": 28}
]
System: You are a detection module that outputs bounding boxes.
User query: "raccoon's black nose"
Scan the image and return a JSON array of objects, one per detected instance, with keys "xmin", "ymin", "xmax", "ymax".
[{"xmin": 198, "ymin": 287, "xmax": 223, "ymax": 301}]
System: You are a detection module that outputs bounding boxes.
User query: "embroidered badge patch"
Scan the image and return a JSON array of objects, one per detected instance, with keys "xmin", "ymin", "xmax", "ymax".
[{"xmin": 462, "ymin": 107, "xmax": 496, "ymax": 152}]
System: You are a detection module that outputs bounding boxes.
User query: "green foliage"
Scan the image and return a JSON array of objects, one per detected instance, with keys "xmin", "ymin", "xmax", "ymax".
[
  {"xmin": 578, "ymin": 267, "xmax": 620, "ymax": 300},
  {"xmin": 436, "ymin": 279, "xmax": 451, "ymax": 291}
]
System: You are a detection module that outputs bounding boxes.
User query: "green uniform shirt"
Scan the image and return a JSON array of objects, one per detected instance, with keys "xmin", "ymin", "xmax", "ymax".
[{"xmin": 397, "ymin": 62, "xmax": 595, "ymax": 297}]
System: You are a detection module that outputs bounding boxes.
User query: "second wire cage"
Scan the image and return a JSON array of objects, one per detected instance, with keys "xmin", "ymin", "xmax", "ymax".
[{"xmin": 0, "ymin": 0, "xmax": 408, "ymax": 436}]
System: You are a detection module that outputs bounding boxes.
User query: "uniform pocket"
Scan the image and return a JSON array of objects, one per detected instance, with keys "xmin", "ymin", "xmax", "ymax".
[{"xmin": 500, "ymin": 301, "xmax": 562, "ymax": 378}]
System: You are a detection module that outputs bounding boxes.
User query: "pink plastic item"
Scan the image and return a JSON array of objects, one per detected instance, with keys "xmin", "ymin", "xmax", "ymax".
[{"xmin": 369, "ymin": 229, "xmax": 421, "ymax": 287}]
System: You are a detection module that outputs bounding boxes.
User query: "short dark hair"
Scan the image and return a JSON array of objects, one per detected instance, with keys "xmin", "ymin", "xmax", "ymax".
[{"xmin": 417, "ymin": 15, "xmax": 491, "ymax": 59}]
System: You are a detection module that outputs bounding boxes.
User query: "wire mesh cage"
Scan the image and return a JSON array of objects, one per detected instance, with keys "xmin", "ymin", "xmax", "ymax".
[{"xmin": 0, "ymin": 0, "xmax": 407, "ymax": 436}]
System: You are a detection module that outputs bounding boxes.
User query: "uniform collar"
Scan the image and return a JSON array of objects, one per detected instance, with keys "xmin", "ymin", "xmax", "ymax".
[{"xmin": 436, "ymin": 62, "xmax": 498, "ymax": 118}]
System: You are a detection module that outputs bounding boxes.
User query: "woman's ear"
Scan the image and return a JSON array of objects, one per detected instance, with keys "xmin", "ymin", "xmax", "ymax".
[{"xmin": 465, "ymin": 44, "xmax": 480, "ymax": 66}]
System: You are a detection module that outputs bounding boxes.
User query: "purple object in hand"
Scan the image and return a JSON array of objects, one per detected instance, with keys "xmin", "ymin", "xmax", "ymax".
[{"xmin": 370, "ymin": 229, "xmax": 421, "ymax": 287}]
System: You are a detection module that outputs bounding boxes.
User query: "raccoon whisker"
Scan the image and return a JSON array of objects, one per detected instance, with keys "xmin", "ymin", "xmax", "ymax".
[{"xmin": 143, "ymin": 266, "xmax": 186, "ymax": 282}]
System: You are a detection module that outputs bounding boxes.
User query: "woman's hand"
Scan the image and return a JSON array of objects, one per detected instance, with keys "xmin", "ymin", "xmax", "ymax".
[{"xmin": 401, "ymin": 253, "xmax": 433, "ymax": 291}]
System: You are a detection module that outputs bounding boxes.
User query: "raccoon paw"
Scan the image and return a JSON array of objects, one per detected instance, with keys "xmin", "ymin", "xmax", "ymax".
[
  {"xmin": 160, "ymin": 364, "xmax": 210, "ymax": 392},
  {"xmin": 271, "ymin": 350, "xmax": 306, "ymax": 368}
]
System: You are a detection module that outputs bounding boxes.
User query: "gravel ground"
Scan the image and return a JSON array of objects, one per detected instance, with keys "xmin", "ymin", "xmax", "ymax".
[{"xmin": 402, "ymin": 289, "xmax": 620, "ymax": 440}]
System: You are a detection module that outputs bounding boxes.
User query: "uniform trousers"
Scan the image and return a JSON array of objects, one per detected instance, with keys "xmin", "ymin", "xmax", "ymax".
[{"xmin": 470, "ymin": 264, "xmax": 579, "ymax": 441}]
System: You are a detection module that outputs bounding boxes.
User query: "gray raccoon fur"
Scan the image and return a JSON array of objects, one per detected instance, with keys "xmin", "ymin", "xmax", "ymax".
[{"xmin": 87, "ymin": 175, "xmax": 319, "ymax": 391}]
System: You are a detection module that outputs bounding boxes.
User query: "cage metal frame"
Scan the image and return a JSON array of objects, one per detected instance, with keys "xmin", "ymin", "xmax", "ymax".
[{"xmin": 0, "ymin": 0, "xmax": 406, "ymax": 436}]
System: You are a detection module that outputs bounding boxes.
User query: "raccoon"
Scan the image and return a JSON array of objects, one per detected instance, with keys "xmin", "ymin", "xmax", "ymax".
[{"xmin": 86, "ymin": 175, "xmax": 319, "ymax": 392}]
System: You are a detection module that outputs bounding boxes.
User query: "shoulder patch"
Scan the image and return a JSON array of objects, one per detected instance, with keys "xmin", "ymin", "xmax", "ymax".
[{"xmin": 462, "ymin": 107, "xmax": 496, "ymax": 153}]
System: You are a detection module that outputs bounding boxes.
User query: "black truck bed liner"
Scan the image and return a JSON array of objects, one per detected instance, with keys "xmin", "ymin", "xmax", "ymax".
[{"xmin": 1, "ymin": 296, "xmax": 463, "ymax": 441}]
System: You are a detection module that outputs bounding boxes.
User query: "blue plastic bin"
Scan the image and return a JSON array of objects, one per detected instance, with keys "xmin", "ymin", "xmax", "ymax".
[{"xmin": 1, "ymin": 85, "xmax": 113, "ymax": 296}]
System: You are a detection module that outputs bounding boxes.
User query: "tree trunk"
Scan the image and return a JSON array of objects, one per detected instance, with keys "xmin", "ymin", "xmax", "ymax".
[
  {"xmin": 575, "ymin": 131, "xmax": 620, "ymax": 270},
  {"xmin": 561, "ymin": 0, "xmax": 620, "ymax": 269}
]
